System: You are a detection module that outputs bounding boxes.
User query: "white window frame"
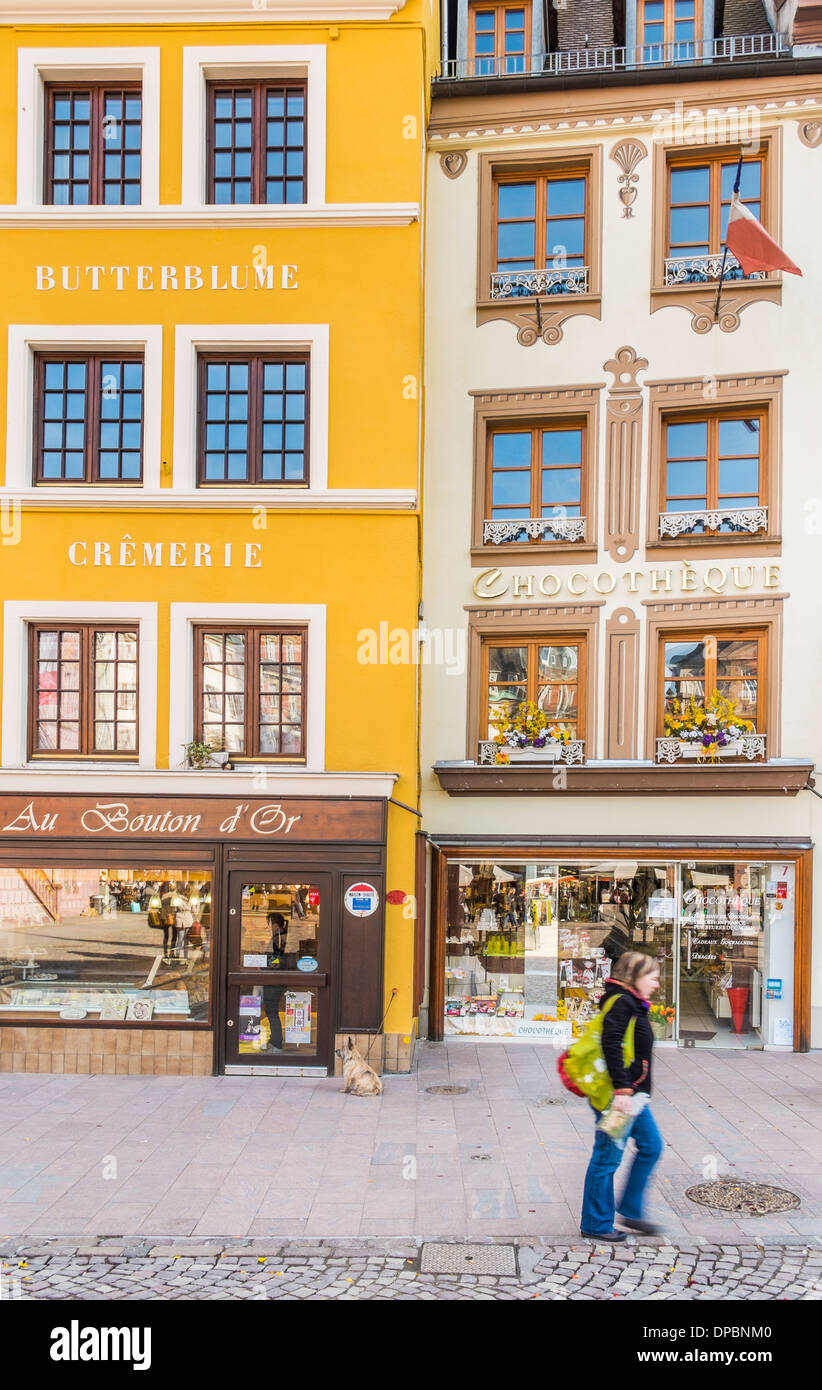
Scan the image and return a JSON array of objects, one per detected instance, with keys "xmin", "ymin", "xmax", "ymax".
[
  {"xmin": 5, "ymin": 324, "xmax": 162, "ymax": 493},
  {"xmin": 181, "ymin": 44, "xmax": 326, "ymax": 208},
  {"xmin": 169, "ymin": 603, "xmax": 326, "ymax": 773},
  {"xmin": 2, "ymin": 600, "xmax": 158, "ymax": 769},
  {"xmin": 17, "ymin": 46, "xmax": 161, "ymax": 207},
  {"xmin": 173, "ymin": 323, "xmax": 328, "ymax": 494}
]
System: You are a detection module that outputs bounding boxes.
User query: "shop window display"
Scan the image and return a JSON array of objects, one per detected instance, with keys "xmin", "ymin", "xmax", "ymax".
[
  {"xmin": 444, "ymin": 858, "xmax": 794, "ymax": 1048},
  {"xmin": 0, "ymin": 867, "xmax": 212, "ymax": 1022}
]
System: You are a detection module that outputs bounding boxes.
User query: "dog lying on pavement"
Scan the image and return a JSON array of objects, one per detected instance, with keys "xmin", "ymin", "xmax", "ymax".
[{"xmin": 336, "ymin": 1036, "xmax": 383, "ymax": 1096}]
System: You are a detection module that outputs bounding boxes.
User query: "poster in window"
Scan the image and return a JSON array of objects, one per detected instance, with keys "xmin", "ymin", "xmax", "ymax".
[
  {"xmin": 284, "ymin": 991, "xmax": 312, "ymax": 1045},
  {"xmin": 239, "ymin": 994, "xmax": 262, "ymax": 1045}
]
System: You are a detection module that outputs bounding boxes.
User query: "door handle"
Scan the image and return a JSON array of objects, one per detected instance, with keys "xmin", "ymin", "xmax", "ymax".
[{"xmin": 227, "ymin": 1019, "xmax": 234, "ymax": 1027}]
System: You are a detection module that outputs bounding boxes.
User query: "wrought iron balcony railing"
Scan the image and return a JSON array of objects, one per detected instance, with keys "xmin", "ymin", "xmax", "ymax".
[
  {"xmin": 437, "ymin": 33, "xmax": 788, "ymax": 82},
  {"xmin": 663, "ymin": 252, "xmax": 766, "ymax": 285},
  {"xmin": 490, "ymin": 267, "xmax": 589, "ymax": 299},
  {"xmin": 658, "ymin": 507, "xmax": 768, "ymax": 539},
  {"xmin": 483, "ymin": 516, "xmax": 587, "ymax": 545}
]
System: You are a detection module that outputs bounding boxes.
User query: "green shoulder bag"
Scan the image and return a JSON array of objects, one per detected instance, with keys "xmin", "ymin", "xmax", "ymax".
[{"xmin": 557, "ymin": 993, "xmax": 636, "ymax": 1112}]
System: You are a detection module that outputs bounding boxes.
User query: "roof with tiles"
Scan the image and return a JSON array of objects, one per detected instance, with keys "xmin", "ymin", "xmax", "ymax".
[{"xmin": 721, "ymin": 0, "xmax": 773, "ymax": 35}]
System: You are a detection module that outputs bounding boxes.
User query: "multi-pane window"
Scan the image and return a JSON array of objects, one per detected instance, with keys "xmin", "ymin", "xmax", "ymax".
[
  {"xmin": 495, "ymin": 172, "xmax": 587, "ymax": 283},
  {"xmin": 196, "ymin": 626, "xmax": 306, "ymax": 760},
  {"xmin": 207, "ymin": 82, "xmax": 306, "ymax": 204},
  {"xmin": 668, "ymin": 155, "xmax": 762, "ymax": 273},
  {"xmin": 664, "ymin": 411, "xmax": 764, "ymax": 525},
  {"xmin": 198, "ymin": 355, "xmax": 308, "ymax": 485},
  {"xmin": 488, "ymin": 422, "xmax": 583, "ymax": 531},
  {"xmin": 34, "ymin": 355, "xmax": 144, "ymax": 483},
  {"xmin": 469, "ymin": 2, "xmax": 530, "ymax": 75},
  {"xmin": 484, "ymin": 637, "xmax": 585, "ymax": 740},
  {"xmin": 30, "ymin": 626, "xmax": 139, "ymax": 758},
  {"xmin": 45, "ymin": 85, "xmax": 142, "ymax": 205},
  {"xmin": 662, "ymin": 632, "xmax": 764, "ymax": 732},
  {"xmin": 640, "ymin": 0, "xmax": 701, "ymax": 61}
]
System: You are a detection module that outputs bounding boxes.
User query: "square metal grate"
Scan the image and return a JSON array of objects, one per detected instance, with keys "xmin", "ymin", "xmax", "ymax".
[{"xmin": 420, "ymin": 1243, "xmax": 517, "ymax": 1275}]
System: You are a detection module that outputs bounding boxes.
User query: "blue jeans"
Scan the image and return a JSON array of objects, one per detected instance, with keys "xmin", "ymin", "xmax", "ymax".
[{"xmin": 580, "ymin": 1103, "xmax": 664, "ymax": 1234}]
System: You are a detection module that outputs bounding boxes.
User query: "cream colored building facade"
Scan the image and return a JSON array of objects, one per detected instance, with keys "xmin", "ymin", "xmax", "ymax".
[{"xmin": 422, "ymin": 0, "xmax": 822, "ymax": 1051}]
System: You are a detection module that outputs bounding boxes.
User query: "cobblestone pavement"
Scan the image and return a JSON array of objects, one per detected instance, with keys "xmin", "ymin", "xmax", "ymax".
[{"xmin": 2, "ymin": 1238, "xmax": 822, "ymax": 1300}]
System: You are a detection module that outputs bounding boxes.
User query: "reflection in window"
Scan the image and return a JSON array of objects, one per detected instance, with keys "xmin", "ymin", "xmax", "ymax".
[
  {"xmin": 485, "ymin": 638, "xmax": 582, "ymax": 738},
  {"xmin": 0, "ymin": 868, "xmax": 212, "ymax": 1021}
]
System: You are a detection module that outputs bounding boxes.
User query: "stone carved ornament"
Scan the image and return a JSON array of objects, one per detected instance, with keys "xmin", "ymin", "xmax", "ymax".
[
  {"xmin": 610, "ymin": 139, "xmax": 648, "ymax": 218},
  {"xmin": 440, "ymin": 150, "xmax": 468, "ymax": 179},
  {"xmin": 798, "ymin": 121, "xmax": 822, "ymax": 148}
]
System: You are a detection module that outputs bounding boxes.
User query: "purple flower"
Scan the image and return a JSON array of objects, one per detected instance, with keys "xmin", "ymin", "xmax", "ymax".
[
  {"xmin": 702, "ymin": 733, "xmax": 714, "ymax": 747},
  {"xmin": 533, "ymin": 736, "xmax": 546, "ymax": 748}
]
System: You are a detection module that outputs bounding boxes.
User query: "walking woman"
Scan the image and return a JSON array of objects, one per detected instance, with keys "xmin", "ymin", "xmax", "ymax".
[{"xmin": 580, "ymin": 951, "xmax": 665, "ymax": 1241}]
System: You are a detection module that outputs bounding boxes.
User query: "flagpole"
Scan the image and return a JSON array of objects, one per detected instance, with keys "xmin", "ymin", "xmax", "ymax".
[{"xmin": 713, "ymin": 153, "xmax": 744, "ymax": 322}]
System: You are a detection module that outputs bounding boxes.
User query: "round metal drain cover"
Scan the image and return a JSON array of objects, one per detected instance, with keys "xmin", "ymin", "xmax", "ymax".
[
  {"xmin": 425, "ymin": 1084, "xmax": 469, "ymax": 1095},
  {"xmin": 684, "ymin": 1179, "xmax": 800, "ymax": 1216}
]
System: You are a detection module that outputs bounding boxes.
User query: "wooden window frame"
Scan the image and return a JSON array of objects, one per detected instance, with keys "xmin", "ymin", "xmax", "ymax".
[
  {"xmin": 657, "ymin": 625, "xmax": 767, "ymax": 738},
  {"xmin": 196, "ymin": 351, "xmax": 310, "ymax": 487},
  {"xmin": 44, "ymin": 82, "xmax": 142, "ymax": 206},
  {"xmin": 468, "ymin": 1, "xmax": 532, "ymax": 75},
  {"xmin": 470, "ymin": 383, "xmax": 601, "ymax": 562},
  {"xmin": 644, "ymin": 370, "xmax": 783, "ymax": 557},
  {"xmin": 638, "ymin": 0, "xmax": 703, "ymax": 53},
  {"xmin": 481, "ymin": 632, "xmax": 587, "ymax": 743},
  {"xmin": 492, "ymin": 166, "xmax": 590, "ymax": 275},
  {"xmin": 28, "ymin": 623, "xmax": 140, "ymax": 761},
  {"xmin": 642, "ymin": 596, "xmax": 784, "ymax": 759},
  {"xmin": 33, "ymin": 352, "xmax": 145, "ymax": 486},
  {"xmin": 206, "ymin": 79, "xmax": 307, "ymax": 206},
  {"xmin": 193, "ymin": 624, "xmax": 308, "ymax": 763},
  {"xmin": 465, "ymin": 603, "xmax": 602, "ymax": 760},
  {"xmin": 477, "ymin": 148, "xmax": 602, "ymax": 340},
  {"xmin": 662, "ymin": 404, "xmax": 767, "ymax": 509},
  {"xmin": 666, "ymin": 149, "xmax": 763, "ymax": 260},
  {"xmin": 650, "ymin": 131, "xmax": 783, "ymax": 322}
]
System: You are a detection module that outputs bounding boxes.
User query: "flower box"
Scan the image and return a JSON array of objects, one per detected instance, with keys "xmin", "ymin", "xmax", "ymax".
[
  {"xmin": 656, "ymin": 734, "xmax": 766, "ymax": 764},
  {"xmin": 505, "ymin": 745, "xmax": 564, "ymax": 763}
]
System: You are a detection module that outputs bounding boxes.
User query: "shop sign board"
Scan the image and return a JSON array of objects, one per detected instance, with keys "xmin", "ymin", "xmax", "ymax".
[
  {"xmin": 513, "ymin": 1020, "xmax": 573, "ymax": 1042},
  {"xmin": 0, "ymin": 796, "xmax": 385, "ymax": 844},
  {"xmin": 344, "ymin": 882, "xmax": 379, "ymax": 917}
]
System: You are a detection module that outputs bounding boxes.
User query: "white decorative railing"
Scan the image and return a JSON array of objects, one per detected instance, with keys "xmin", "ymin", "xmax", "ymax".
[
  {"xmin": 478, "ymin": 740, "xmax": 585, "ymax": 766},
  {"xmin": 490, "ymin": 267, "xmax": 589, "ymax": 299},
  {"xmin": 658, "ymin": 507, "xmax": 768, "ymax": 539},
  {"xmin": 656, "ymin": 734, "xmax": 766, "ymax": 764},
  {"xmin": 437, "ymin": 34, "xmax": 788, "ymax": 82},
  {"xmin": 663, "ymin": 252, "xmax": 765, "ymax": 286},
  {"xmin": 483, "ymin": 517, "xmax": 587, "ymax": 545}
]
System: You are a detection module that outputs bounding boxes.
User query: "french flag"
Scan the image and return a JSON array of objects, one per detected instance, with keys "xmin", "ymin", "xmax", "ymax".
[{"xmin": 725, "ymin": 194, "xmax": 802, "ymax": 277}]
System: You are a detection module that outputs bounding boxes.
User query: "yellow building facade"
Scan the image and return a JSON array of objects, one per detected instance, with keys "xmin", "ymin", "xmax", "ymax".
[{"xmin": 0, "ymin": 0, "xmax": 434, "ymax": 1077}]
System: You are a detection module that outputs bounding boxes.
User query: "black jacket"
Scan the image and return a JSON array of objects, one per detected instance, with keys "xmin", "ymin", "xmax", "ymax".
[{"xmin": 599, "ymin": 979, "xmax": 653, "ymax": 1096}]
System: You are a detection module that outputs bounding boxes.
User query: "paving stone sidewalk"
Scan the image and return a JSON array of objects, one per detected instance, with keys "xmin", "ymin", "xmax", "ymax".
[
  {"xmin": 2, "ymin": 1237, "xmax": 822, "ymax": 1301},
  {"xmin": 0, "ymin": 1042, "xmax": 821, "ymax": 1241}
]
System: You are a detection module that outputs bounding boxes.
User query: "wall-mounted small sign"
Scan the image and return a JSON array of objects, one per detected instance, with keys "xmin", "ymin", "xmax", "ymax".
[
  {"xmin": 386, "ymin": 890, "xmax": 407, "ymax": 906},
  {"xmin": 297, "ymin": 957, "xmax": 318, "ymax": 973},
  {"xmin": 766, "ymin": 978, "xmax": 783, "ymax": 1000},
  {"xmin": 344, "ymin": 882, "xmax": 379, "ymax": 918}
]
